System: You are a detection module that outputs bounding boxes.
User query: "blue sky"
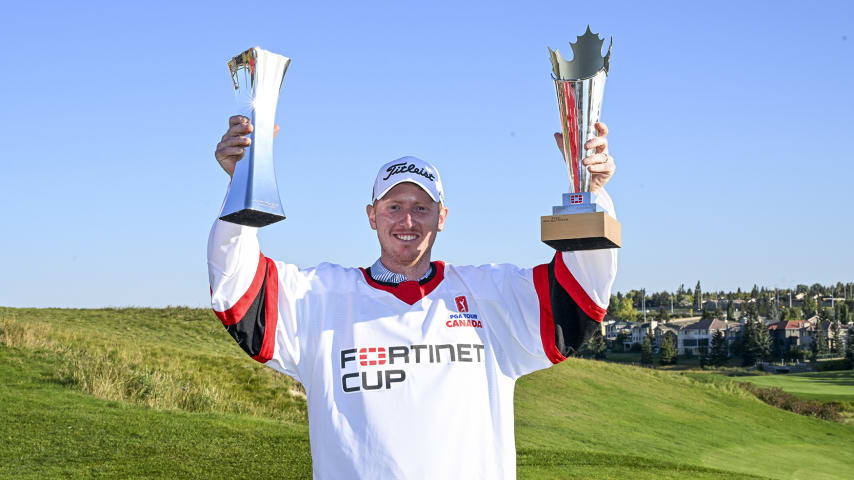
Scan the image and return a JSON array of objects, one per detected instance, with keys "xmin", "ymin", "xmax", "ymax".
[{"xmin": 1, "ymin": 0, "xmax": 852, "ymax": 307}]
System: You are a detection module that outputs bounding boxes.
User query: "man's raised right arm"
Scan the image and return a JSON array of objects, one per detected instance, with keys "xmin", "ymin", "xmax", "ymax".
[{"xmin": 208, "ymin": 115, "xmax": 281, "ymax": 364}]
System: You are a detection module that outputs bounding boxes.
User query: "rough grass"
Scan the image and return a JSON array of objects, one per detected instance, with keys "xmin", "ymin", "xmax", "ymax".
[
  {"xmin": 0, "ymin": 345, "xmax": 312, "ymax": 479},
  {"xmin": 0, "ymin": 307, "xmax": 306, "ymax": 421},
  {"xmin": 2, "ymin": 307, "xmax": 853, "ymax": 480}
]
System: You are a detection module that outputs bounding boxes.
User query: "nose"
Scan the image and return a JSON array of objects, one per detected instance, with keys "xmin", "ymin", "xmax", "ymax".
[{"xmin": 401, "ymin": 212, "xmax": 414, "ymax": 228}]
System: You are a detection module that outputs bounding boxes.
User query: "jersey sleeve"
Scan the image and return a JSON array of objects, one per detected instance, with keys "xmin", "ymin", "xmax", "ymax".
[
  {"xmin": 470, "ymin": 189, "xmax": 618, "ymax": 378},
  {"xmin": 207, "ymin": 218, "xmax": 313, "ymax": 383}
]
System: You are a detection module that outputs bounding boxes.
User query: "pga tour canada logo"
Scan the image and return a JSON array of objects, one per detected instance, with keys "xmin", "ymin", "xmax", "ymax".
[
  {"xmin": 447, "ymin": 295, "xmax": 481, "ymax": 328},
  {"xmin": 455, "ymin": 295, "xmax": 469, "ymax": 312}
]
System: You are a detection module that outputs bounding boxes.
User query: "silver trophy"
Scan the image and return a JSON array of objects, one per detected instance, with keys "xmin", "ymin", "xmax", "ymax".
[
  {"xmin": 220, "ymin": 47, "xmax": 290, "ymax": 227},
  {"xmin": 541, "ymin": 27, "xmax": 622, "ymax": 251}
]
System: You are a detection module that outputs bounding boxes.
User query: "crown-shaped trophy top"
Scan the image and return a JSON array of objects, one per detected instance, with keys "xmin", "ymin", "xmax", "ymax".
[{"xmin": 549, "ymin": 26, "xmax": 612, "ymax": 81}]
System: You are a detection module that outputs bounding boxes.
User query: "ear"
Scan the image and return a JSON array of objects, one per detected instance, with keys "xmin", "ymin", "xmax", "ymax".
[
  {"xmin": 436, "ymin": 204, "xmax": 448, "ymax": 232},
  {"xmin": 366, "ymin": 204, "xmax": 378, "ymax": 230}
]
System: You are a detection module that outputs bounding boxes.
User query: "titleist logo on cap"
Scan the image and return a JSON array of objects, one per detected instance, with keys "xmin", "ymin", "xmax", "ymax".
[{"xmin": 382, "ymin": 163, "xmax": 436, "ymax": 182}]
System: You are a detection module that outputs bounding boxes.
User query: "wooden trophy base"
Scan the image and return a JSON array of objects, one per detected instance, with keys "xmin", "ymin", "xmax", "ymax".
[{"xmin": 541, "ymin": 212, "xmax": 622, "ymax": 251}]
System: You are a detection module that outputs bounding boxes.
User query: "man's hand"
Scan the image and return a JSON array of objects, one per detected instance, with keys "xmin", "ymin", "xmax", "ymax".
[
  {"xmin": 215, "ymin": 115, "xmax": 253, "ymax": 178},
  {"xmin": 553, "ymin": 122, "xmax": 616, "ymax": 193}
]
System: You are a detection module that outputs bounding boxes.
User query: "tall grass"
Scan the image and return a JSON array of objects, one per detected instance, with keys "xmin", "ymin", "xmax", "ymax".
[{"xmin": 0, "ymin": 310, "xmax": 306, "ymax": 421}]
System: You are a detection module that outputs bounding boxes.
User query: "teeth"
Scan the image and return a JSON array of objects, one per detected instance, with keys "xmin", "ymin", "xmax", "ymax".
[{"xmin": 395, "ymin": 234, "xmax": 417, "ymax": 241}]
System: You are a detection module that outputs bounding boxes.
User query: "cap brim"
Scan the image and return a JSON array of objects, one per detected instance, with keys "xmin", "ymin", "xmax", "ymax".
[{"xmin": 374, "ymin": 179, "xmax": 440, "ymax": 203}]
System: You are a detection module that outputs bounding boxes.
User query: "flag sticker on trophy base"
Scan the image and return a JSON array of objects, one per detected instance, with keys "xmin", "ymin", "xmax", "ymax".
[
  {"xmin": 220, "ymin": 47, "xmax": 290, "ymax": 228},
  {"xmin": 541, "ymin": 27, "xmax": 622, "ymax": 251}
]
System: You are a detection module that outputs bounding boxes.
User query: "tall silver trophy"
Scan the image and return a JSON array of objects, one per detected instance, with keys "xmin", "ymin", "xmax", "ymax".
[
  {"xmin": 220, "ymin": 47, "xmax": 291, "ymax": 227},
  {"xmin": 541, "ymin": 27, "xmax": 622, "ymax": 251}
]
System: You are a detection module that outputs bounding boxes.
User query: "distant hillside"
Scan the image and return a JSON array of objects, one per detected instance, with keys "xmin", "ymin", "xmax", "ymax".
[{"xmin": 1, "ymin": 307, "xmax": 851, "ymax": 479}]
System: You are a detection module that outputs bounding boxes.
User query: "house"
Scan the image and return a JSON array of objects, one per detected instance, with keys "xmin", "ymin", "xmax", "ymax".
[
  {"xmin": 653, "ymin": 323, "xmax": 681, "ymax": 351},
  {"xmin": 677, "ymin": 318, "xmax": 730, "ymax": 355},
  {"xmin": 631, "ymin": 320, "xmax": 657, "ymax": 347},
  {"xmin": 603, "ymin": 319, "xmax": 632, "ymax": 342},
  {"xmin": 767, "ymin": 320, "xmax": 811, "ymax": 351}
]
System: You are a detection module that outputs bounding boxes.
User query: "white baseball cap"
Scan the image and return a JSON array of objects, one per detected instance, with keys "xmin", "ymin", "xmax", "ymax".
[{"xmin": 372, "ymin": 156, "xmax": 444, "ymax": 204}]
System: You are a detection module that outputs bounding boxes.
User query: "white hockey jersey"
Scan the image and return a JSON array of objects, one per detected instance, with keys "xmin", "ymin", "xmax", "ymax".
[{"xmin": 207, "ymin": 192, "xmax": 617, "ymax": 480}]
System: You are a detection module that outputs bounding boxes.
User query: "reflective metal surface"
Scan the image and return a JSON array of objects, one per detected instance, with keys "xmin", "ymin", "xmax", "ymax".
[
  {"xmin": 220, "ymin": 47, "xmax": 291, "ymax": 227},
  {"xmin": 549, "ymin": 26, "xmax": 612, "ymax": 195},
  {"xmin": 552, "ymin": 192, "xmax": 607, "ymax": 215}
]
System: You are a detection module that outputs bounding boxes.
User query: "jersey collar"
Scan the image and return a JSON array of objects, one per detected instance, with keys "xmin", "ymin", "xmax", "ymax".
[{"xmin": 359, "ymin": 261, "xmax": 445, "ymax": 305}]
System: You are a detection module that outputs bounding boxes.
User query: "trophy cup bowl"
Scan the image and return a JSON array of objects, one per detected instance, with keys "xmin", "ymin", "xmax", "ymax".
[
  {"xmin": 541, "ymin": 27, "xmax": 622, "ymax": 251},
  {"xmin": 219, "ymin": 47, "xmax": 290, "ymax": 227}
]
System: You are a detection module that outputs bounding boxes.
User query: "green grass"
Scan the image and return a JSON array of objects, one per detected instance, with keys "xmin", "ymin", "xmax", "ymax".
[
  {"xmin": 736, "ymin": 371, "xmax": 854, "ymax": 403},
  {"xmin": 2, "ymin": 307, "xmax": 853, "ymax": 479}
]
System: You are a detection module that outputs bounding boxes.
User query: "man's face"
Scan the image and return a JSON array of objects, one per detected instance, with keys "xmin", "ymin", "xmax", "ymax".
[{"xmin": 366, "ymin": 182, "xmax": 448, "ymax": 270}]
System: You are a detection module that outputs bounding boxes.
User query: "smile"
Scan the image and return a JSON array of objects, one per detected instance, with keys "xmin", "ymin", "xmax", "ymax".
[{"xmin": 393, "ymin": 234, "xmax": 419, "ymax": 241}]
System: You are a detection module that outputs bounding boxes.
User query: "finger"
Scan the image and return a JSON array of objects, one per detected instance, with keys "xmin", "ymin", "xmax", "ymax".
[
  {"xmin": 274, "ymin": 125, "xmax": 280, "ymax": 138},
  {"xmin": 217, "ymin": 146, "xmax": 246, "ymax": 158},
  {"xmin": 585, "ymin": 135, "xmax": 608, "ymax": 151},
  {"xmin": 587, "ymin": 163, "xmax": 615, "ymax": 174},
  {"xmin": 224, "ymin": 121, "xmax": 253, "ymax": 139},
  {"xmin": 594, "ymin": 122, "xmax": 608, "ymax": 136},
  {"xmin": 229, "ymin": 115, "xmax": 250, "ymax": 126},
  {"xmin": 221, "ymin": 136, "xmax": 251, "ymax": 148},
  {"xmin": 553, "ymin": 132, "xmax": 566, "ymax": 156},
  {"xmin": 582, "ymin": 152, "xmax": 610, "ymax": 166}
]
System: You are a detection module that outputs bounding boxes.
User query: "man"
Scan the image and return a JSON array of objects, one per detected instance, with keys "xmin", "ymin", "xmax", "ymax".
[{"xmin": 209, "ymin": 115, "xmax": 617, "ymax": 479}]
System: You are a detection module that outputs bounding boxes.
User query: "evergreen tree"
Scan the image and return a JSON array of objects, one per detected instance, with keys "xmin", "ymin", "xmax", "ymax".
[
  {"xmin": 743, "ymin": 301, "xmax": 758, "ymax": 321},
  {"xmin": 591, "ymin": 330, "xmax": 608, "ymax": 360},
  {"xmin": 640, "ymin": 332, "xmax": 654, "ymax": 366},
  {"xmin": 831, "ymin": 321, "xmax": 845, "ymax": 357},
  {"xmin": 726, "ymin": 301, "xmax": 734, "ymax": 321},
  {"xmin": 836, "ymin": 303, "xmax": 850, "ymax": 325},
  {"xmin": 845, "ymin": 327, "xmax": 853, "ymax": 369},
  {"xmin": 742, "ymin": 317, "xmax": 770, "ymax": 366},
  {"xmin": 658, "ymin": 306, "xmax": 669, "ymax": 322},
  {"xmin": 812, "ymin": 323, "xmax": 829, "ymax": 360},
  {"xmin": 695, "ymin": 281, "xmax": 702, "ymax": 310},
  {"xmin": 768, "ymin": 298, "xmax": 780, "ymax": 323},
  {"xmin": 710, "ymin": 330, "xmax": 728, "ymax": 366},
  {"xmin": 659, "ymin": 334, "xmax": 677, "ymax": 365}
]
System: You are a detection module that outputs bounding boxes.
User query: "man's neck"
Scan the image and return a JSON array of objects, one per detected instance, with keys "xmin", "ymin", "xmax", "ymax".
[{"xmin": 379, "ymin": 255, "xmax": 432, "ymax": 282}]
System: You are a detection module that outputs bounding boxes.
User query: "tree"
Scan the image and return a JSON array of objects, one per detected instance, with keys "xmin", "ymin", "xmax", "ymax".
[
  {"xmin": 614, "ymin": 331, "xmax": 629, "ymax": 351},
  {"xmin": 811, "ymin": 323, "xmax": 829, "ymax": 360},
  {"xmin": 836, "ymin": 302, "xmax": 850, "ymax": 325},
  {"xmin": 658, "ymin": 306, "xmax": 670, "ymax": 322},
  {"xmin": 845, "ymin": 327, "xmax": 854, "ymax": 369},
  {"xmin": 741, "ymin": 317, "xmax": 770, "ymax": 366},
  {"xmin": 803, "ymin": 296, "xmax": 818, "ymax": 317},
  {"xmin": 784, "ymin": 306, "xmax": 803, "ymax": 321},
  {"xmin": 743, "ymin": 301, "xmax": 758, "ymax": 321},
  {"xmin": 710, "ymin": 330, "xmax": 728, "ymax": 366},
  {"xmin": 831, "ymin": 321, "xmax": 845, "ymax": 357},
  {"xmin": 616, "ymin": 295, "xmax": 637, "ymax": 322},
  {"xmin": 659, "ymin": 334, "xmax": 677, "ymax": 365},
  {"xmin": 768, "ymin": 298, "xmax": 780, "ymax": 323},
  {"xmin": 640, "ymin": 332, "xmax": 654, "ymax": 366},
  {"xmin": 726, "ymin": 301, "xmax": 734, "ymax": 321},
  {"xmin": 695, "ymin": 281, "xmax": 702, "ymax": 310},
  {"xmin": 591, "ymin": 330, "xmax": 608, "ymax": 360}
]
